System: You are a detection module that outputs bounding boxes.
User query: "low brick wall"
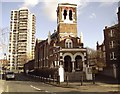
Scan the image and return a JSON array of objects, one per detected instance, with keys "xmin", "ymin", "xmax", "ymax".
[
  {"xmin": 100, "ymin": 66, "xmax": 117, "ymax": 79},
  {"xmin": 64, "ymin": 72, "xmax": 86, "ymax": 82}
]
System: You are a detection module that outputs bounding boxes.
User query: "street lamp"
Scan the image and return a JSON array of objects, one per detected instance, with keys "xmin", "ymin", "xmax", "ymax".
[
  {"xmin": 0, "ymin": 60, "xmax": 3, "ymax": 80},
  {"xmin": 15, "ymin": 54, "xmax": 17, "ymax": 71},
  {"xmin": 0, "ymin": 53, "xmax": 6, "ymax": 80},
  {"xmin": 3, "ymin": 53, "xmax": 7, "ymax": 78},
  {"xmin": 4, "ymin": 53, "xmax": 7, "ymax": 68}
]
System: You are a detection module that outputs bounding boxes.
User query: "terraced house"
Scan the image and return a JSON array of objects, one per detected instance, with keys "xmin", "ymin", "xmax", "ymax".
[{"xmin": 96, "ymin": 2, "xmax": 120, "ymax": 78}]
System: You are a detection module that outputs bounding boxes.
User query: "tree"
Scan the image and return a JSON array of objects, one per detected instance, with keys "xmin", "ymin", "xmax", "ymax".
[
  {"xmin": 0, "ymin": 27, "xmax": 9, "ymax": 59},
  {"xmin": 86, "ymin": 47, "xmax": 106, "ymax": 69},
  {"xmin": 86, "ymin": 47, "xmax": 97, "ymax": 66}
]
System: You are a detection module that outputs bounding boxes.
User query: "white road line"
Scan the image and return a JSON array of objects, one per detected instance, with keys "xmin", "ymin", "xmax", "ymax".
[
  {"xmin": 6, "ymin": 85, "xmax": 9, "ymax": 92},
  {"xmin": 45, "ymin": 90, "xmax": 49, "ymax": 92},
  {"xmin": 30, "ymin": 85, "xmax": 56, "ymax": 94},
  {"xmin": 30, "ymin": 85, "xmax": 41, "ymax": 91},
  {"xmin": 0, "ymin": 80, "xmax": 4, "ymax": 93}
]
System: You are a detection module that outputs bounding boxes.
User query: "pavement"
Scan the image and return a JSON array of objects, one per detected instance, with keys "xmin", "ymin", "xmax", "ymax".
[
  {"xmin": 57, "ymin": 74, "xmax": 120, "ymax": 93},
  {"xmin": 28, "ymin": 73, "xmax": 120, "ymax": 93},
  {"xmin": 0, "ymin": 80, "xmax": 4, "ymax": 94},
  {"xmin": 51, "ymin": 81, "xmax": 119, "ymax": 93},
  {"xmin": 1, "ymin": 73, "xmax": 119, "ymax": 93}
]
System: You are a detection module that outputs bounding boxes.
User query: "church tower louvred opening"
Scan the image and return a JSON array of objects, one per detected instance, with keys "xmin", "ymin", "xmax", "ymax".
[{"xmin": 57, "ymin": 3, "xmax": 77, "ymax": 41}]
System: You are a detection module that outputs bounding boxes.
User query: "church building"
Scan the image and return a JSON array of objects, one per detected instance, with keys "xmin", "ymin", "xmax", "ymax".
[{"xmin": 34, "ymin": 3, "xmax": 88, "ymax": 81}]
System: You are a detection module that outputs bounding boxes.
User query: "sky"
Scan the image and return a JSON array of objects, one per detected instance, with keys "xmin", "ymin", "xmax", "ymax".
[{"xmin": 0, "ymin": 0, "xmax": 119, "ymax": 59}]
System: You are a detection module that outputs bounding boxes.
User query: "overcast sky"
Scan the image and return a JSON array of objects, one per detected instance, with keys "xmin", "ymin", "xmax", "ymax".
[{"xmin": 0, "ymin": 0, "xmax": 119, "ymax": 59}]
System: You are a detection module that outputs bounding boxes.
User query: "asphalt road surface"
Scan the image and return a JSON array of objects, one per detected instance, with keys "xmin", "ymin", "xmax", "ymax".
[
  {"xmin": 1, "ymin": 73, "xmax": 83, "ymax": 94},
  {"xmin": 1, "ymin": 73, "xmax": 119, "ymax": 94}
]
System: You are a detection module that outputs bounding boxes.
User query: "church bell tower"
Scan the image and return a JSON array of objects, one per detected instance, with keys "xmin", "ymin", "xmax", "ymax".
[{"xmin": 57, "ymin": 3, "xmax": 77, "ymax": 41}]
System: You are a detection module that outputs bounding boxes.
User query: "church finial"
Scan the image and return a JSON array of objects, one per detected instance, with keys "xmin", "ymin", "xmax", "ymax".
[
  {"xmin": 80, "ymin": 32, "xmax": 83, "ymax": 43},
  {"xmin": 97, "ymin": 41, "xmax": 99, "ymax": 46},
  {"xmin": 48, "ymin": 31, "xmax": 51, "ymax": 45}
]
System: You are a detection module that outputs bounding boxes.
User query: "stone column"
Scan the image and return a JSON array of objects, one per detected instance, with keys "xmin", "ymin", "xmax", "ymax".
[
  {"xmin": 72, "ymin": 61, "xmax": 75, "ymax": 72},
  {"xmin": 60, "ymin": 61, "xmax": 63, "ymax": 65},
  {"xmin": 83, "ymin": 61, "xmax": 86, "ymax": 72},
  {"xmin": 58, "ymin": 65, "xmax": 64, "ymax": 82}
]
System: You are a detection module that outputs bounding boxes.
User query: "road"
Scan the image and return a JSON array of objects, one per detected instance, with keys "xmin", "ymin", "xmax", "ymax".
[
  {"xmin": 1, "ymin": 73, "xmax": 82, "ymax": 94},
  {"xmin": 1, "ymin": 73, "xmax": 119, "ymax": 94}
]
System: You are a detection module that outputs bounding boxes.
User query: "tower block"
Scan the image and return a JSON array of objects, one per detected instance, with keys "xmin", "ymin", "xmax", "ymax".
[{"xmin": 57, "ymin": 3, "xmax": 77, "ymax": 41}]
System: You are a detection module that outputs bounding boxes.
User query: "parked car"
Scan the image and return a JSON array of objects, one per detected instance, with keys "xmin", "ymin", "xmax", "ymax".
[{"xmin": 5, "ymin": 71, "xmax": 15, "ymax": 80}]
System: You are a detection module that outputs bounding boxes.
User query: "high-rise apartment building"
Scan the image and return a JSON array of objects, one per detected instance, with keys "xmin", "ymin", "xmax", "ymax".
[{"xmin": 8, "ymin": 7, "xmax": 35, "ymax": 70}]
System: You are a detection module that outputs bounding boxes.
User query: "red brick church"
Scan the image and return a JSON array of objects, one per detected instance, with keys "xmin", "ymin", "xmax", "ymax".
[{"xmin": 34, "ymin": 3, "xmax": 88, "ymax": 81}]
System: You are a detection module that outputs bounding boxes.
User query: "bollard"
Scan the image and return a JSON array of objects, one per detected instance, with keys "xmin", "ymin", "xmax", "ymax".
[
  {"xmin": 43, "ymin": 77, "xmax": 44, "ymax": 82},
  {"xmin": 44, "ymin": 77, "xmax": 45, "ymax": 83},
  {"xmin": 40, "ymin": 76, "xmax": 42, "ymax": 82},
  {"xmin": 57, "ymin": 75, "xmax": 60, "ymax": 85},
  {"xmin": 92, "ymin": 73, "xmax": 95, "ymax": 84},
  {"xmin": 42, "ymin": 77, "xmax": 43, "ymax": 82},
  {"xmin": 66, "ymin": 76, "xmax": 69, "ymax": 86},
  {"xmin": 43, "ymin": 77, "xmax": 45, "ymax": 83},
  {"xmin": 40, "ymin": 76, "xmax": 41, "ymax": 81},
  {"xmin": 48, "ymin": 78, "xmax": 50, "ymax": 83},
  {"xmin": 46, "ymin": 78, "xmax": 47, "ymax": 82},
  {"xmin": 41, "ymin": 77, "xmax": 42, "ymax": 82},
  {"xmin": 49, "ymin": 75, "xmax": 51, "ymax": 83},
  {"xmin": 81, "ymin": 74, "xmax": 83, "ymax": 86},
  {"xmin": 53, "ymin": 75, "xmax": 55, "ymax": 83}
]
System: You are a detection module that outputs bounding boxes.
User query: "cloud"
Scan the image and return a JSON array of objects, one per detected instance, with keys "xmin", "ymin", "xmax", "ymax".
[
  {"xmin": 115, "ymin": 7, "xmax": 118, "ymax": 14},
  {"xmin": 77, "ymin": 1, "xmax": 89, "ymax": 16},
  {"xmin": 21, "ymin": 0, "xmax": 89, "ymax": 21},
  {"xmin": 100, "ymin": 0, "xmax": 119, "ymax": 2},
  {"xmin": 42, "ymin": 0, "xmax": 89, "ymax": 21},
  {"xmin": 42, "ymin": 0, "xmax": 58, "ymax": 21},
  {"xmin": 22, "ymin": 0, "xmax": 39, "ymax": 7},
  {"xmin": 99, "ymin": 2, "xmax": 115, "ymax": 7},
  {"xmin": 20, "ymin": 0, "xmax": 119, "ymax": 21},
  {"xmin": 89, "ymin": 13, "xmax": 96, "ymax": 19},
  {"xmin": 87, "ymin": 0, "xmax": 119, "ymax": 2},
  {"xmin": 20, "ymin": 0, "xmax": 90, "ymax": 21},
  {"xmin": 57, "ymin": 0, "xmax": 82, "ymax": 6}
]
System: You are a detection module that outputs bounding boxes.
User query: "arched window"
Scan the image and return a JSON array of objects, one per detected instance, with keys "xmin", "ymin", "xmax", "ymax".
[
  {"xmin": 63, "ymin": 9, "xmax": 67, "ymax": 20},
  {"xmin": 69, "ymin": 42, "xmax": 72, "ymax": 48},
  {"xmin": 69, "ymin": 10, "xmax": 72, "ymax": 20},
  {"xmin": 65, "ymin": 39, "xmax": 73, "ymax": 48},
  {"xmin": 66, "ymin": 42, "xmax": 68, "ymax": 48}
]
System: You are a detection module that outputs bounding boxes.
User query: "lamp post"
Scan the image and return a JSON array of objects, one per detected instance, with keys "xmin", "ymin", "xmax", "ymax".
[
  {"xmin": 15, "ymin": 54, "xmax": 17, "ymax": 71},
  {"xmin": 0, "ymin": 60, "xmax": 3, "ymax": 80},
  {"xmin": 4, "ymin": 53, "xmax": 7, "ymax": 68},
  {"xmin": 3, "ymin": 53, "xmax": 7, "ymax": 78}
]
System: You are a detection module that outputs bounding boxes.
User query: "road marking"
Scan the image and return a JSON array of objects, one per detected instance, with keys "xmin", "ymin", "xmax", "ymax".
[
  {"xmin": 30, "ymin": 85, "xmax": 41, "ymax": 91},
  {"xmin": 0, "ymin": 80, "xmax": 5, "ymax": 93},
  {"xmin": 45, "ymin": 90, "xmax": 49, "ymax": 92},
  {"xmin": 6, "ymin": 85, "xmax": 9, "ymax": 92},
  {"xmin": 30, "ymin": 85, "xmax": 56, "ymax": 94}
]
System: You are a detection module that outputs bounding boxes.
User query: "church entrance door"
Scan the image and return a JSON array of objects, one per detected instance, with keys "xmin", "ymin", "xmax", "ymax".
[
  {"xmin": 75, "ymin": 55, "xmax": 83, "ymax": 71},
  {"xmin": 64, "ymin": 55, "xmax": 72, "ymax": 72}
]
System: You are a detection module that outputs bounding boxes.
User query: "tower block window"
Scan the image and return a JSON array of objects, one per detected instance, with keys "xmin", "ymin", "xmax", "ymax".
[
  {"xmin": 63, "ymin": 9, "xmax": 67, "ymax": 20},
  {"xmin": 69, "ymin": 10, "xmax": 72, "ymax": 20}
]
